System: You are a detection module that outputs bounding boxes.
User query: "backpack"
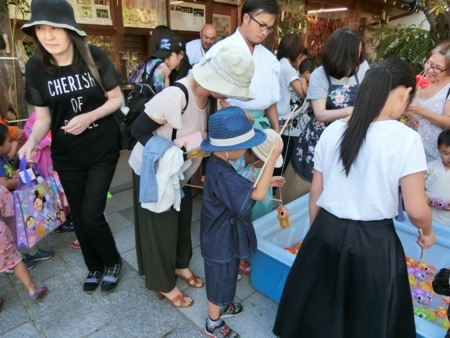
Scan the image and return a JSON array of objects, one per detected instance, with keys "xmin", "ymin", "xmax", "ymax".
[{"xmin": 118, "ymin": 60, "xmax": 188, "ymax": 150}]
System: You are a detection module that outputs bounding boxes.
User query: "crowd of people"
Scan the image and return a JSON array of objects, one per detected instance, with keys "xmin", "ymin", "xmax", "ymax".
[{"xmin": 0, "ymin": 0, "xmax": 449, "ymax": 337}]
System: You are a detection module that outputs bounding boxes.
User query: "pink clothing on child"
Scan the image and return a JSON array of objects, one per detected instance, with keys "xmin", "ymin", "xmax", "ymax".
[
  {"xmin": 24, "ymin": 112, "xmax": 53, "ymax": 177},
  {"xmin": 0, "ymin": 186, "xmax": 22, "ymax": 272}
]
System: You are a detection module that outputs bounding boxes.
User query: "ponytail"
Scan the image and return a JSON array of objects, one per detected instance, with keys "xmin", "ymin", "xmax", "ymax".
[{"xmin": 339, "ymin": 58, "xmax": 416, "ymax": 176}]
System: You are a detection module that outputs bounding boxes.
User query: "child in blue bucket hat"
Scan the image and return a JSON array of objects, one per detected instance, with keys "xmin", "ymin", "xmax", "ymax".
[{"xmin": 200, "ymin": 106, "xmax": 283, "ymax": 338}]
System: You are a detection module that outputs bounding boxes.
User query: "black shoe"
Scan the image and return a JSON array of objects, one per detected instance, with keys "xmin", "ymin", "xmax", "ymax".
[
  {"xmin": 83, "ymin": 270, "xmax": 104, "ymax": 294},
  {"xmin": 55, "ymin": 222, "xmax": 75, "ymax": 233},
  {"xmin": 101, "ymin": 259, "xmax": 122, "ymax": 294}
]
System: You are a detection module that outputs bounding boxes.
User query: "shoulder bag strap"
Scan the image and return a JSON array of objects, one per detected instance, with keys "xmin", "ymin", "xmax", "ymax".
[{"xmin": 170, "ymin": 82, "xmax": 189, "ymax": 141}]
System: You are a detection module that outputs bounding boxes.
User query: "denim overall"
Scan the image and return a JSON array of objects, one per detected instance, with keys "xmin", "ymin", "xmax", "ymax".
[{"xmin": 292, "ymin": 73, "xmax": 360, "ymax": 182}]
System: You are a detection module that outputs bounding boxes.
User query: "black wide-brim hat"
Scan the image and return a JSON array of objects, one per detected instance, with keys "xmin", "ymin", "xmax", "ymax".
[{"xmin": 22, "ymin": 0, "xmax": 86, "ymax": 37}]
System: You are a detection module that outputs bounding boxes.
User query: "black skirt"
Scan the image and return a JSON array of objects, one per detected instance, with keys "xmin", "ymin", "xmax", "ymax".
[{"xmin": 273, "ymin": 209, "xmax": 415, "ymax": 338}]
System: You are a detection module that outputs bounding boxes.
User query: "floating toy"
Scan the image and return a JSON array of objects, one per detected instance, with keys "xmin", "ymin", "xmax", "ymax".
[
  {"xmin": 442, "ymin": 319, "xmax": 450, "ymax": 330},
  {"xmin": 408, "ymin": 267, "xmax": 428, "ymax": 281},
  {"xmin": 409, "ymin": 274, "xmax": 418, "ymax": 287},
  {"xmin": 277, "ymin": 205, "xmax": 291, "ymax": 229},
  {"xmin": 412, "ymin": 287, "xmax": 432, "ymax": 305},
  {"xmin": 435, "ymin": 306, "xmax": 448, "ymax": 319},
  {"xmin": 415, "ymin": 307, "xmax": 437, "ymax": 321},
  {"xmin": 416, "ymin": 261, "xmax": 437, "ymax": 276},
  {"xmin": 406, "ymin": 256, "xmax": 417, "ymax": 267},
  {"xmin": 442, "ymin": 296, "xmax": 450, "ymax": 306}
]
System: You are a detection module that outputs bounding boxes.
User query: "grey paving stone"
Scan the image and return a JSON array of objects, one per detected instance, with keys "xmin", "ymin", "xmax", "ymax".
[
  {"xmin": 1, "ymin": 322, "xmax": 42, "ymax": 338},
  {"xmin": 191, "ymin": 220, "xmax": 200, "ymax": 250},
  {"xmin": 97, "ymin": 264, "xmax": 186, "ymax": 338},
  {"xmin": 187, "ymin": 246, "xmax": 204, "ymax": 280},
  {"xmin": 0, "ymin": 295, "xmax": 31, "ymax": 333},
  {"xmin": 164, "ymin": 321, "xmax": 204, "ymax": 338},
  {"xmin": 0, "ymin": 273, "xmax": 16, "ymax": 301},
  {"xmin": 23, "ymin": 271, "xmax": 110, "ymax": 338},
  {"xmin": 113, "ymin": 225, "xmax": 136, "ymax": 255},
  {"xmin": 9, "ymin": 254, "xmax": 69, "ymax": 287},
  {"xmin": 115, "ymin": 150, "xmax": 132, "ymax": 170},
  {"xmin": 108, "ymin": 212, "xmax": 133, "ymax": 233},
  {"xmin": 57, "ymin": 243, "xmax": 87, "ymax": 281},
  {"xmin": 119, "ymin": 206, "xmax": 134, "ymax": 224},
  {"xmin": 86, "ymin": 322, "xmax": 126, "ymax": 338},
  {"xmin": 192, "ymin": 199, "xmax": 202, "ymax": 223},
  {"xmin": 105, "ymin": 190, "xmax": 134, "ymax": 215},
  {"xmin": 235, "ymin": 273, "xmax": 256, "ymax": 302},
  {"xmin": 121, "ymin": 248, "xmax": 138, "ymax": 271},
  {"xmin": 229, "ymin": 292, "xmax": 278, "ymax": 338}
]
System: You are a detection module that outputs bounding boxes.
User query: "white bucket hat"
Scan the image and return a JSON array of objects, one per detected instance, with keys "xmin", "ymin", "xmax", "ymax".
[
  {"xmin": 193, "ymin": 45, "xmax": 255, "ymax": 101},
  {"xmin": 251, "ymin": 129, "xmax": 284, "ymax": 168}
]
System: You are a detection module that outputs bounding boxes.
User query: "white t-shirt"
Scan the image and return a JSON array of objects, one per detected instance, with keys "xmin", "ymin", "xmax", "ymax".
[
  {"xmin": 129, "ymin": 77, "xmax": 208, "ymax": 183},
  {"xmin": 186, "ymin": 39, "xmax": 205, "ymax": 66},
  {"xmin": 203, "ymin": 28, "xmax": 280, "ymax": 111},
  {"xmin": 314, "ymin": 119, "xmax": 427, "ymax": 221},
  {"xmin": 276, "ymin": 58, "xmax": 303, "ymax": 137},
  {"xmin": 307, "ymin": 61, "xmax": 370, "ymax": 100}
]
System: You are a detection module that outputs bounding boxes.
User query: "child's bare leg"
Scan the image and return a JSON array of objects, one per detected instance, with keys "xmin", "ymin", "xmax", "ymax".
[
  {"xmin": 12, "ymin": 260, "xmax": 35, "ymax": 293},
  {"xmin": 208, "ymin": 300, "xmax": 221, "ymax": 320}
]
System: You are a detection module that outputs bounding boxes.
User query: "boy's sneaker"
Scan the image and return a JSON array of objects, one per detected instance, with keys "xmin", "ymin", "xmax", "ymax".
[
  {"xmin": 205, "ymin": 319, "xmax": 240, "ymax": 338},
  {"xmin": 25, "ymin": 248, "xmax": 54, "ymax": 261},
  {"xmin": 220, "ymin": 303, "xmax": 243, "ymax": 319},
  {"xmin": 5, "ymin": 258, "xmax": 36, "ymax": 274},
  {"xmin": 83, "ymin": 270, "xmax": 104, "ymax": 293},
  {"xmin": 28, "ymin": 286, "xmax": 48, "ymax": 300},
  {"xmin": 101, "ymin": 259, "xmax": 122, "ymax": 294},
  {"xmin": 55, "ymin": 222, "xmax": 75, "ymax": 233}
]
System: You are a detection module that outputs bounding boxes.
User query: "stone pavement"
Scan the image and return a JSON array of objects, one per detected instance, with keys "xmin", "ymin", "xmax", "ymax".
[{"xmin": 0, "ymin": 150, "xmax": 278, "ymax": 338}]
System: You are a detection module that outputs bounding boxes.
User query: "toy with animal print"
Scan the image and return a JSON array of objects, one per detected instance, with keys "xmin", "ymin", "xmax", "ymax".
[{"xmin": 406, "ymin": 256, "xmax": 450, "ymax": 332}]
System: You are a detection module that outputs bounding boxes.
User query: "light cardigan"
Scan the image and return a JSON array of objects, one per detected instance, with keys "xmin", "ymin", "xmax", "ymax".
[
  {"xmin": 203, "ymin": 28, "xmax": 281, "ymax": 111},
  {"xmin": 141, "ymin": 146, "xmax": 191, "ymax": 213}
]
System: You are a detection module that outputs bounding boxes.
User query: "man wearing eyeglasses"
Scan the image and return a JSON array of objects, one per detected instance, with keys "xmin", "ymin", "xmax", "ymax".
[
  {"xmin": 203, "ymin": 0, "xmax": 281, "ymax": 133},
  {"xmin": 186, "ymin": 24, "xmax": 217, "ymax": 66}
]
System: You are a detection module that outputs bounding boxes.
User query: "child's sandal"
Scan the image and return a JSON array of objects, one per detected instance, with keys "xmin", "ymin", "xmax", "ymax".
[
  {"xmin": 157, "ymin": 291, "xmax": 194, "ymax": 308},
  {"xmin": 176, "ymin": 273, "xmax": 204, "ymax": 288}
]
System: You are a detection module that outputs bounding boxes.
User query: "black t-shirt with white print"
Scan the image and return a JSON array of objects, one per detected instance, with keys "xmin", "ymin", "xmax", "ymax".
[{"xmin": 25, "ymin": 44, "xmax": 122, "ymax": 171}]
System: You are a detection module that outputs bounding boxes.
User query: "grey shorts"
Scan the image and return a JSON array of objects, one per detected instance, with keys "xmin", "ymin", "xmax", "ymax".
[{"xmin": 204, "ymin": 258, "xmax": 240, "ymax": 306}]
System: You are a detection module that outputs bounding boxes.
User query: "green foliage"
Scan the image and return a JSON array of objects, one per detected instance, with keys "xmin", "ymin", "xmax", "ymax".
[
  {"xmin": 277, "ymin": 4, "xmax": 309, "ymax": 37},
  {"xmin": 366, "ymin": 22, "xmax": 433, "ymax": 73}
]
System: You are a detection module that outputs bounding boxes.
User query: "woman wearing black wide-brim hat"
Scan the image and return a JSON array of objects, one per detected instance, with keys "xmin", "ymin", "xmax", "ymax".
[{"xmin": 19, "ymin": 0, "xmax": 123, "ymax": 294}]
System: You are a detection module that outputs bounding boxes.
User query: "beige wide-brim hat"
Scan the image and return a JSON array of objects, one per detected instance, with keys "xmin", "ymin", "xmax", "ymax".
[
  {"xmin": 251, "ymin": 129, "xmax": 284, "ymax": 168},
  {"xmin": 193, "ymin": 45, "xmax": 255, "ymax": 101}
]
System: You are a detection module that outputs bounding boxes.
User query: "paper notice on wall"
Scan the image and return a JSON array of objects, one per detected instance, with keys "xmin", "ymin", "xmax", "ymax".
[
  {"xmin": 9, "ymin": 0, "xmax": 112, "ymax": 26},
  {"xmin": 170, "ymin": 3, "xmax": 205, "ymax": 32},
  {"xmin": 74, "ymin": 0, "xmax": 112, "ymax": 25},
  {"xmin": 122, "ymin": 0, "xmax": 167, "ymax": 28}
]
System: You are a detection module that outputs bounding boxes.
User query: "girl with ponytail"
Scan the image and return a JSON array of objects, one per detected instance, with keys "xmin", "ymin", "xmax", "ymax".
[{"xmin": 274, "ymin": 58, "xmax": 436, "ymax": 338}]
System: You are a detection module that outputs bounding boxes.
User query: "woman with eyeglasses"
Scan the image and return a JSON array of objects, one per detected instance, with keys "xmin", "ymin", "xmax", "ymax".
[{"xmin": 407, "ymin": 42, "xmax": 450, "ymax": 162}]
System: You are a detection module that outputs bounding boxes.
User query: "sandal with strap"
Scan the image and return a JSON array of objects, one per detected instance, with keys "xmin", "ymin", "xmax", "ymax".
[
  {"xmin": 176, "ymin": 273, "xmax": 204, "ymax": 288},
  {"xmin": 158, "ymin": 291, "xmax": 194, "ymax": 308}
]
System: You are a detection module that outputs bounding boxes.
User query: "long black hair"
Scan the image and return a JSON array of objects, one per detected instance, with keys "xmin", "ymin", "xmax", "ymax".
[
  {"xmin": 31, "ymin": 28, "xmax": 93, "ymax": 74},
  {"xmin": 168, "ymin": 51, "xmax": 191, "ymax": 84},
  {"xmin": 339, "ymin": 58, "xmax": 416, "ymax": 176}
]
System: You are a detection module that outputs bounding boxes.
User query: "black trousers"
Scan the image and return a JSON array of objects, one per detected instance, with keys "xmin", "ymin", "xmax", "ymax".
[
  {"xmin": 57, "ymin": 160, "xmax": 120, "ymax": 272},
  {"xmin": 132, "ymin": 172, "xmax": 193, "ymax": 292}
]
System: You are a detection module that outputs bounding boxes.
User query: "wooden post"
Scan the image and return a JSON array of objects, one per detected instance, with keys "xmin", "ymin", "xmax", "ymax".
[{"xmin": 0, "ymin": 11, "xmax": 28, "ymax": 124}]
